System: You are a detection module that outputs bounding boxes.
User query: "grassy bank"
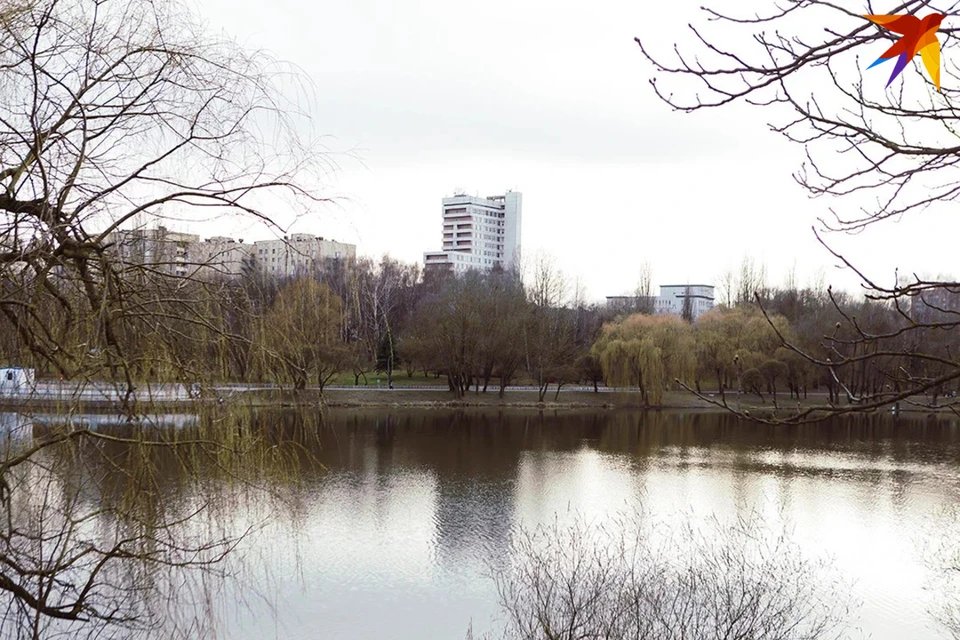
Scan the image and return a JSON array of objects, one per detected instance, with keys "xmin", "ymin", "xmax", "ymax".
[
  {"xmin": 3, "ymin": 386, "xmax": 948, "ymax": 417},
  {"xmin": 317, "ymin": 388, "xmax": 942, "ymax": 415}
]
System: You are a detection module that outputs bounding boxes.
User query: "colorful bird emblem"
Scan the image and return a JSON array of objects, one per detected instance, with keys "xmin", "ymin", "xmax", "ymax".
[{"xmin": 864, "ymin": 13, "xmax": 946, "ymax": 91}]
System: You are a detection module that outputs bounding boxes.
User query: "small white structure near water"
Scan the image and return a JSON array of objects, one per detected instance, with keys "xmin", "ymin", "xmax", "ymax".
[{"xmin": 0, "ymin": 368, "xmax": 35, "ymax": 396}]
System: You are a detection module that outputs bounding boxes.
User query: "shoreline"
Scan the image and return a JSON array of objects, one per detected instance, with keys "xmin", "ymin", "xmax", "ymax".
[{"xmin": 0, "ymin": 387, "xmax": 949, "ymax": 416}]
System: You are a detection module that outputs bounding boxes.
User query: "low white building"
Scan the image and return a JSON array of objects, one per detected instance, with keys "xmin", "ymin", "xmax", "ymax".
[
  {"xmin": 0, "ymin": 368, "xmax": 35, "ymax": 395},
  {"xmin": 655, "ymin": 285, "xmax": 715, "ymax": 320},
  {"xmin": 606, "ymin": 284, "xmax": 716, "ymax": 321}
]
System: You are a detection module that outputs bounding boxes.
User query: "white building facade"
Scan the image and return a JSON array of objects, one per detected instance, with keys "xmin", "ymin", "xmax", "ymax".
[
  {"xmin": 105, "ymin": 226, "xmax": 356, "ymax": 280},
  {"xmin": 0, "ymin": 368, "xmax": 35, "ymax": 396},
  {"xmin": 654, "ymin": 284, "xmax": 715, "ymax": 321},
  {"xmin": 424, "ymin": 191, "xmax": 522, "ymax": 275},
  {"xmin": 253, "ymin": 233, "xmax": 356, "ymax": 277},
  {"xmin": 106, "ymin": 226, "xmax": 200, "ymax": 277},
  {"xmin": 193, "ymin": 236, "xmax": 255, "ymax": 278}
]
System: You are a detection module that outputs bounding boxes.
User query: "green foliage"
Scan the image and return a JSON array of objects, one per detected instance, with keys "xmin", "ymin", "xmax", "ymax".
[
  {"xmin": 593, "ymin": 315, "xmax": 693, "ymax": 405},
  {"xmin": 741, "ymin": 368, "xmax": 765, "ymax": 400},
  {"xmin": 263, "ymin": 279, "xmax": 348, "ymax": 391}
]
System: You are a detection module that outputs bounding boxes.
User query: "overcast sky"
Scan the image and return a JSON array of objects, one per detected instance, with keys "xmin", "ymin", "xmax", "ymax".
[{"xmin": 185, "ymin": 0, "xmax": 959, "ymax": 303}]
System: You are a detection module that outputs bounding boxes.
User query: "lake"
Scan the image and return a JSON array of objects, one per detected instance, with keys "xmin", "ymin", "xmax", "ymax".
[{"xmin": 4, "ymin": 408, "xmax": 960, "ymax": 639}]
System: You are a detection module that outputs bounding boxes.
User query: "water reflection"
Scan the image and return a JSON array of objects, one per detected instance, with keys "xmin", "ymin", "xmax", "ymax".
[
  {"xmin": 263, "ymin": 408, "xmax": 958, "ymax": 640},
  {"xmin": 2, "ymin": 408, "xmax": 958, "ymax": 640}
]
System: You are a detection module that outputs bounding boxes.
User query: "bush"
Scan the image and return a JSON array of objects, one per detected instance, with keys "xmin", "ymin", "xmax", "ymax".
[{"xmin": 473, "ymin": 509, "xmax": 851, "ymax": 640}]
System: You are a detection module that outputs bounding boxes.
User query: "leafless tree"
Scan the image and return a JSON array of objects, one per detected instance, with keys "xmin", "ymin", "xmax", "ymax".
[
  {"xmin": 525, "ymin": 253, "xmax": 576, "ymax": 402},
  {"xmin": 476, "ymin": 509, "xmax": 851, "ymax": 640},
  {"xmin": 636, "ymin": 0, "xmax": 960, "ymax": 422},
  {"xmin": 681, "ymin": 284, "xmax": 694, "ymax": 322},
  {"xmin": 634, "ymin": 261, "xmax": 655, "ymax": 314}
]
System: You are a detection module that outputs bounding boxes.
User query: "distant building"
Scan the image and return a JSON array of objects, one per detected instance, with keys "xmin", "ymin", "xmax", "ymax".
[
  {"xmin": 910, "ymin": 287, "xmax": 960, "ymax": 324},
  {"xmin": 0, "ymin": 368, "xmax": 35, "ymax": 396},
  {"xmin": 193, "ymin": 236, "xmax": 255, "ymax": 279},
  {"xmin": 424, "ymin": 191, "xmax": 522, "ymax": 275},
  {"xmin": 656, "ymin": 284, "xmax": 715, "ymax": 320},
  {"xmin": 253, "ymin": 233, "xmax": 356, "ymax": 278},
  {"xmin": 606, "ymin": 284, "xmax": 715, "ymax": 321},
  {"xmin": 105, "ymin": 226, "xmax": 200, "ymax": 277},
  {"xmin": 104, "ymin": 226, "xmax": 357, "ymax": 280}
]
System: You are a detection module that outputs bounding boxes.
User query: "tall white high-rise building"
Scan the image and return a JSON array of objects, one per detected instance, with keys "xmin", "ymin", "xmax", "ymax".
[{"xmin": 424, "ymin": 191, "xmax": 522, "ymax": 275}]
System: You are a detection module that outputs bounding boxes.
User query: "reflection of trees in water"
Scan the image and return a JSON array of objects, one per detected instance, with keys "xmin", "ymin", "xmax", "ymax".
[
  {"xmin": 0, "ymin": 412, "xmax": 33, "ymax": 453},
  {"xmin": 0, "ymin": 406, "xmax": 326, "ymax": 637},
  {"xmin": 5, "ymin": 405, "xmax": 950, "ymax": 637}
]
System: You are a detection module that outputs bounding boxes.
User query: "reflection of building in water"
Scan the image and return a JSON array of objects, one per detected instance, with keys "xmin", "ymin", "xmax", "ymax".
[
  {"xmin": 0, "ymin": 413, "xmax": 34, "ymax": 450},
  {"xmin": 425, "ymin": 414, "xmax": 522, "ymax": 572},
  {"xmin": 432, "ymin": 478, "xmax": 516, "ymax": 572},
  {"xmin": 30, "ymin": 413, "xmax": 199, "ymax": 431}
]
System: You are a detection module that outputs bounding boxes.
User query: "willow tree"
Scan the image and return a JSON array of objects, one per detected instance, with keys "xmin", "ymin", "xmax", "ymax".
[
  {"xmin": 264, "ymin": 279, "xmax": 348, "ymax": 392},
  {"xmin": 0, "ymin": 0, "xmax": 329, "ymax": 632},
  {"xmin": 594, "ymin": 314, "xmax": 695, "ymax": 406},
  {"xmin": 636, "ymin": 0, "xmax": 960, "ymax": 422},
  {"xmin": 0, "ymin": 0, "xmax": 327, "ymax": 397}
]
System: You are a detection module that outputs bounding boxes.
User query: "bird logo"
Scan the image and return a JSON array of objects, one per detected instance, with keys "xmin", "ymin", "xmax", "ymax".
[{"xmin": 864, "ymin": 13, "xmax": 946, "ymax": 91}]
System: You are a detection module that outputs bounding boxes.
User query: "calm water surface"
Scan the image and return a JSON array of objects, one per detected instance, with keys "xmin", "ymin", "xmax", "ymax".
[
  {"xmin": 208, "ymin": 409, "xmax": 960, "ymax": 640},
  {"xmin": 9, "ymin": 408, "xmax": 958, "ymax": 639}
]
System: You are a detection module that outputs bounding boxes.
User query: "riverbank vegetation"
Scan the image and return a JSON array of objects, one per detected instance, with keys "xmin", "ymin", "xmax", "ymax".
[
  {"xmin": 6, "ymin": 245, "xmax": 960, "ymax": 416},
  {"xmin": 473, "ymin": 509, "xmax": 850, "ymax": 640}
]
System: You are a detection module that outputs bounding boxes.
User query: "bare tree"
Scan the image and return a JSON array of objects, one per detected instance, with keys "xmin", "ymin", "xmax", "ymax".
[
  {"xmin": 681, "ymin": 284, "xmax": 694, "ymax": 322},
  {"xmin": 478, "ymin": 509, "xmax": 850, "ymax": 640},
  {"xmin": 635, "ymin": 0, "xmax": 960, "ymax": 422},
  {"xmin": 715, "ymin": 267, "xmax": 736, "ymax": 308},
  {"xmin": 263, "ymin": 278, "xmax": 347, "ymax": 392},
  {"xmin": 634, "ymin": 261, "xmax": 655, "ymax": 314},
  {"xmin": 525, "ymin": 253, "xmax": 575, "ymax": 402}
]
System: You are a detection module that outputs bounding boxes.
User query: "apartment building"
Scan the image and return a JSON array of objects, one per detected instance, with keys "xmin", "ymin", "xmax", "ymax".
[
  {"xmin": 424, "ymin": 191, "xmax": 522, "ymax": 275},
  {"xmin": 910, "ymin": 286, "xmax": 960, "ymax": 324},
  {"xmin": 192, "ymin": 236, "xmax": 255, "ymax": 278},
  {"xmin": 106, "ymin": 226, "xmax": 200, "ymax": 277},
  {"xmin": 253, "ymin": 233, "xmax": 356, "ymax": 277},
  {"xmin": 105, "ymin": 227, "xmax": 356, "ymax": 280}
]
